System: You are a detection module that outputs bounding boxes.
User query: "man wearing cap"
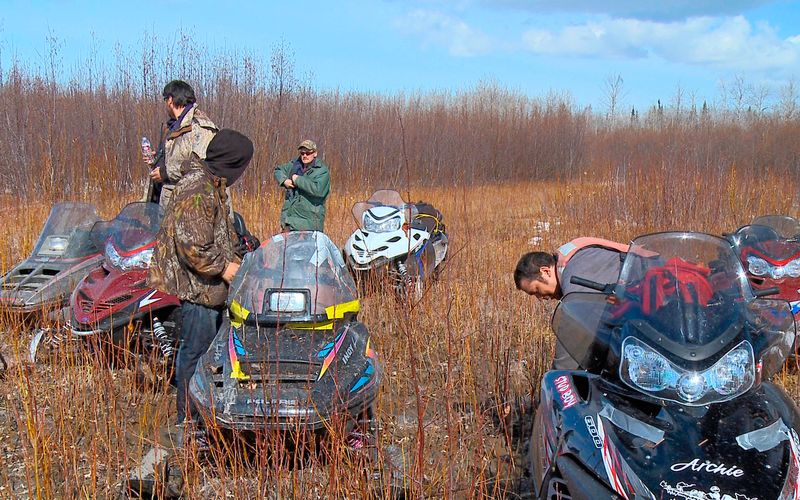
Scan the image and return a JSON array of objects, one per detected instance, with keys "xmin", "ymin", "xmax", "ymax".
[
  {"xmin": 148, "ymin": 129, "xmax": 254, "ymax": 441},
  {"xmin": 274, "ymin": 139, "xmax": 331, "ymax": 232}
]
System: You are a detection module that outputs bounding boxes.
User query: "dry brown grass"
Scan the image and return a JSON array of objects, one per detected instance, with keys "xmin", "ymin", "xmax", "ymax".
[{"xmin": 0, "ymin": 170, "xmax": 799, "ymax": 498}]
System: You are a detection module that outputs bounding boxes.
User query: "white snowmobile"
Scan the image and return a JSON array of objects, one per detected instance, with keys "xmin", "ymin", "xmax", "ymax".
[{"xmin": 343, "ymin": 189, "xmax": 448, "ymax": 297}]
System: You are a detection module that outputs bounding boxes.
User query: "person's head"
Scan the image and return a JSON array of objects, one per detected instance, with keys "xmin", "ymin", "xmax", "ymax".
[
  {"xmin": 162, "ymin": 80, "xmax": 196, "ymax": 119},
  {"xmin": 514, "ymin": 251, "xmax": 561, "ymax": 300},
  {"xmin": 297, "ymin": 139, "xmax": 318, "ymax": 166},
  {"xmin": 203, "ymin": 129, "xmax": 254, "ymax": 186}
]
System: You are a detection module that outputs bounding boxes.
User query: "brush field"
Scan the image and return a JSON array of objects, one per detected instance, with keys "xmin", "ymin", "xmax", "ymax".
[{"xmin": 0, "ymin": 45, "xmax": 799, "ymax": 497}]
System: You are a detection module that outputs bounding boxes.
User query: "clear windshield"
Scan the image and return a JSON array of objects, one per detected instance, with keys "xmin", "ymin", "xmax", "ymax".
[
  {"xmin": 90, "ymin": 202, "xmax": 162, "ymax": 253},
  {"xmin": 751, "ymin": 215, "xmax": 800, "ymax": 239},
  {"xmin": 229, "ymin": 231, "xmax": 358, "ymax": 316},
  {"xmin": 553, "ymin": 232, "xmax": 795, "ymax": 380},
  {"xmin": 615, "ymin": 232, "xmax": 754, "ymax": 346},
  {"xmin": 32, "ymin": 202, "xmax": 101, "ymax": 259},
  {"xmin": 352, "ymin": 190, "xmax": 417, "ymax": 229}
]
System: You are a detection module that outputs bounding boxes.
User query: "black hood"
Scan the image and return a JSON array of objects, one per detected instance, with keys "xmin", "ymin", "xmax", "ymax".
[{"xmin": 204, "ymin": 129, "xmax": 254, "ymax": 186}]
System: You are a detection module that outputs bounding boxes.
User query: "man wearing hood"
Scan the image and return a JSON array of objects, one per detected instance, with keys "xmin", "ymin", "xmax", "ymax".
[{"xmin": 148, "ymin": 129, "xmax": 254, "ymax": 436}]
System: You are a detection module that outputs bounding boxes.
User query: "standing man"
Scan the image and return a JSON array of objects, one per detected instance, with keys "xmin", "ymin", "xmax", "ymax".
[
  {"xmin": 147, "ymin": 129, "xmax": 254, "ymax": 440},
  {"xmin": 274, "ymin": 139, "xmax": 330, "ymax": 232},
  {"xmin": 514, "ymin": 237, "xmax": 628, "ymax": 369},
  {"xmin": 146, "ymin": 80, "xmax": 218, "ymax": 208}
]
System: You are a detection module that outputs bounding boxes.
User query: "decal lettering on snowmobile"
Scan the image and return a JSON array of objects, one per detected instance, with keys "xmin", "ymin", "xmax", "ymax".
[
  {"xmin": 670, "ymin": 459, "xmax": 744, "ymax": 477},
  {"xmin": 341, "ymin": 339, "xmax": 357, "ymax": 365},
  {"xmin": 584, "ymin": 415, "xmax": 602, "ymax": 448},
  {"xmin": 659, "ymin": 480, "xmax": 753, "ymax": 500},
  {"xmin": 554, "ymin": 375, "xmax": 577, "ymax": 409}
]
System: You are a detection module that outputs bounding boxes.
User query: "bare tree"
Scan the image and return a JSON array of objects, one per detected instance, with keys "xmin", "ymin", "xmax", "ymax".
[
  {"xmin": 601, "ymin": 74, "xmax": 625, "ymax": 124},
  {"xmin": 778, "ymin": 78, "xmax": 798, "ymax": 120}
]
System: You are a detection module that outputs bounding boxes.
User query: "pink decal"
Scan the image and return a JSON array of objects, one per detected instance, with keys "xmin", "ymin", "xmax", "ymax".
[{"xmin": 554, "ymin": 375, "xmax": 578, "ymax": 409}]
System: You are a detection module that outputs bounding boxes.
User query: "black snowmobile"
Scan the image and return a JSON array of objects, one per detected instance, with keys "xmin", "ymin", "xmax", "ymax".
[
  {"xmin": 190, "ymin": 230, "xmax": 381, "ymax": 433},
  {"xmin": 528, "ymin": 231, "xmax": 800, "ymax": 499}
]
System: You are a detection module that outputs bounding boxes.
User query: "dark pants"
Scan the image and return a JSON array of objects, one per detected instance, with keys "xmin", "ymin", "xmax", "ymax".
[{"xmin": 176, "ymin": 301, "xmax": 223, "ymax": 425}]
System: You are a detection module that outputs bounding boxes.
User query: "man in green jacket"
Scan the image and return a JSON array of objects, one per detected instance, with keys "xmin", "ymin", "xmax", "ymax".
[{"xmin": 274, "ymin": 139, "xmax": 330, "ymax": 232}]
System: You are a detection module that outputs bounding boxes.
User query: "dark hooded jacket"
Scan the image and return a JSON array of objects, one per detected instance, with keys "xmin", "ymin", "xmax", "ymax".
[{"xmin": 148, "ymin": 130, "xmax": 254, "ymax": 307}]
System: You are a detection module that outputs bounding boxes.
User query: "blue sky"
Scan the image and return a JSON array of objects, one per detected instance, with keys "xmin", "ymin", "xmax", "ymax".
[{"xmin": 1, "ymin": 0, "xmax": 799, "ymax": 112}]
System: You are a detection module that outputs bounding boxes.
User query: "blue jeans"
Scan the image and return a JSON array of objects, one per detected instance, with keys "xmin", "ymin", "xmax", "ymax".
[{"xmin": 175, "ymin": 301, "xmax": 223, "ymax": 425}]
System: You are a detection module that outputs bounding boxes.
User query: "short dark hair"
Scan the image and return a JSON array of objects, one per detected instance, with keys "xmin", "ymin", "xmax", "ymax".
[
  {"xmin": 162, "ymin": 80, "xmax": 196, "ymax": 107},
  {"xmin": 514, "ymin": 251, "xmax": 557, "ymax": 289}
]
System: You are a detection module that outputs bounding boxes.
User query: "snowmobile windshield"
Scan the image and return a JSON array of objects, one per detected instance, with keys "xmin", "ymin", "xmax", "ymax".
[
  {"xmin": 554, "ymin": 232, "xmax": 796, "ymax": 405},
  {"xmin": 352, "ymin": 189, "xmax": 417, "ymax": 231},
  {"xmin": 31, "ymin": 202, "xmax": 102, "ymax": 259},
  {"xmin": 750, "ymin": 215, "xmax": 800, "ymax": 240},
  {"xmin": 228, "ymin": 231, "xmax": 358, "ymax": 324},
  {"xmin": 90, "ymin": 202, "xmax": 161, "ymax": 271},
  {"xmin": 730, "ymin": 218, "xmax": 800, "ymax": 278}
]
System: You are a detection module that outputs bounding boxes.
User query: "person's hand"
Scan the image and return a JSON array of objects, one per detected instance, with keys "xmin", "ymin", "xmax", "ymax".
[
  {"xmin": 222, "ymin": 262, "xmax": 240, "ymax": 283},
  {"xmin": 283, "ymin": 178, "xmax": 295, "ymax": 189},
  {"xmin": 149, "ymin": 168, "xmax": 163, "ymax": 183},
  {"xmin": 291, "ymin": 174, "xmax": 299, "ymax": 183}
]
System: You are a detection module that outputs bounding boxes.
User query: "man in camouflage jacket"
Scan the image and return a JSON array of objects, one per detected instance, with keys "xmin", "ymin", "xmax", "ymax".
[
  {"xmin": 274, "ymin": 139, "xmax": 330, "ymax": 231},
  {"xmin": 148, "ymin": 80, "xmax": 218, "ymax": 209},
  {"xmin": 148, "ymin": 129, "xmax": 254, "ymax": 428}
]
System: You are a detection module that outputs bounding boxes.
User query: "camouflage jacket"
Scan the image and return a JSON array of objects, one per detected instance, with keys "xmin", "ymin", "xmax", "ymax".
[
  {"xmin": 158, "ymin": 106, "xmax": 218, "ymax": 209},
  {"xmin": 147, "ymin": 155, "xmax": 239, "ymax": 307}
]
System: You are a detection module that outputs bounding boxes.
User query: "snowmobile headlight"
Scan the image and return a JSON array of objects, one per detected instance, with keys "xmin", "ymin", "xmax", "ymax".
[
  {"xmin": 620, "ymin": 337, "xmax": 755, "ymax": 406},
  {"xmin": 363, "ymin": 214, "xmax": 401, "ymax": 233},
  {"xmin": 785, "ymin": 259, "xmax": 800, "ymax": 278},
  {"xmin": 746, "ymin": 255, "xmax": 769, "ymax": 276},
  {"xmin": 623, "ymin": 343, "xmax": 676, "ymax": 391},
  {"xmin": 269, "ymin": 291, "xmax": 306, "ymax": 313},
  {"xmin": 770, "ymin": 265, "xmax": 787, "ymax": 280},
  {"xmin": 707, "ymin": 343, "xmax": 754, "ymax": 396},
  {"xmin": 105, "ymin": 240, "xmax": 154, "ymax": 271},
  {"xmin": 38, "ymin": 236, "xmax": 69, "ymax": 256}
]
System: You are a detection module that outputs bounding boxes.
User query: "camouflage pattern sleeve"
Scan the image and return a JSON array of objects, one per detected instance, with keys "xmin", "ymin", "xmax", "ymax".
[{"xmin": 172, "ymin": 187, "xmax": 229, "ymax": 279}]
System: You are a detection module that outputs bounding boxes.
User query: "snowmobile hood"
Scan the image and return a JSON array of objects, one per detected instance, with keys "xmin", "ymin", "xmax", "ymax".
[
  {"xmin": 190, "ymin": 319, "xmax": 380, "ymax": 431},
  {"xmin": 537, "ymin": 371, "xmax": 800, "ymax": 500}
]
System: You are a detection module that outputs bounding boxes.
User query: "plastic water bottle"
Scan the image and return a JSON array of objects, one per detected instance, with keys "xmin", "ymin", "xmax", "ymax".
[{"xmin": 141, "ymin": 137, "xmax": 155, "ymax": 164}]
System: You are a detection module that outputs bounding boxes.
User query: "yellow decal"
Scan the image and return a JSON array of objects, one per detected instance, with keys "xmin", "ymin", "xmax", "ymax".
[
  {"xmin": 229, "ymin": 300, "xmax": 251, "ymax": 328},
  {"xmin": 286, "ymin": 299, "xmax": 361, "ymax": 330}
]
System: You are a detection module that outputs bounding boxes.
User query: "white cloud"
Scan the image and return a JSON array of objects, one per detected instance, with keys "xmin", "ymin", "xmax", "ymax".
[
  {"xmin": 394, "ymin": 9, "xmax": 494, "ymax": 57},
  {"xmin": 522, "ymin": 16, "xmax": 800, "ymax": 71},
  {"xmin": 484, "ymin": 0, "xmax": 774, "ymax": 21}
]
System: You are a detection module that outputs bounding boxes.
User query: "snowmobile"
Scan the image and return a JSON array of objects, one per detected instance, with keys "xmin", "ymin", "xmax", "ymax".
[
  {"xmin": 343, "ymin": 189, "xmax": 448, "ymax": 297},
  {"xmin": 728, "ymin": 214, "xmax": 800, "ymax": 326},
  {"xmin": 189, "ymin": 230, "xmax": 381, "ymax": 434},
  {"xmin": 0, "ymin": 202, "xmax": 102, "ymax": 321},
  {"xmin": 29, "ymin": 201, "xmax": 180, "ymax": 363},
  {"xmin": 528, "ymin": 231, "xmax": 800, "ymax": 499}
]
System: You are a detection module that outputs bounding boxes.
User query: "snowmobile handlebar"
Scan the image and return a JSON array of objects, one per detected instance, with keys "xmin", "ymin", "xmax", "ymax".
[
  {"xmin": 753, "ymin": 286, "xmax": 780, "ymax": 297},
  {"xmin": 570, "ymin": 276, "xmax": 616, "ymax": 294}
]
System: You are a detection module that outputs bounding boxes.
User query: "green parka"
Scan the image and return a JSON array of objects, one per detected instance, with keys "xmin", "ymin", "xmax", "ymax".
[{"xmin": 274, "ymin": 157, "xmax": 330, "ymax": 231}]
